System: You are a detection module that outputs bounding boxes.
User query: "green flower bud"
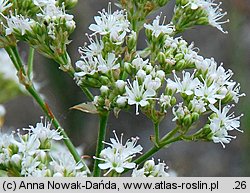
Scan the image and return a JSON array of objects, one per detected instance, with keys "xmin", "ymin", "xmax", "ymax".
[
  {"xmin": 99, "ymin": 76, "xmax": 110, "ymax": 85},
  {"xmin": 183, "ymin": 114, "xmax": 192, "ymax": 127},
  {"xmin": 196, "ymin": 17, "xmax": 209, "ymax": 25},
  {"xmin": 191, "ymin": 112, "xmax": 200, "ymax": 122},
  {"xmin": 175, "ymin": 59, "xmax": 186, "ymax": 71},
  {"xmin": 8, "ymin": 144, "xmax": 19, "ymax": 155},
  {"xmin": 170, "ymin": 97, "xmax": 176, "ymax": 106},
  {"xmin": 127, "ymin": 31, "xmax": 137, "ymax": 51},
  {"xmin": 124, "ymin": 62, "xmax": 133, "ymax": 74},
  {"xmin": 157, "ymin": 52, "xmax": 166, "ymax": 64},
  {"xmin": 40, "ymin": 139, "xmax": 51, "ymax": 150},
  {"xmin": 82, "ymin": 77, "xmax": 102, "ymax": 88},
  {"xmin": 174, "ymin": 53, "xmax": 184, "ymax": 61},
  {"xmin": 145, "ymin": 28, "xmax": 152, "ymax": 41},
  {"xmin": 93, "ymin": 96, "xmax": 105, "ymax": 107}
]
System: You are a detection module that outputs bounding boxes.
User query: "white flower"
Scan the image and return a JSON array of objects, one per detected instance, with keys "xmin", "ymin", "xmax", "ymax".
[
  {"xmin": 144, "ymin": 14, "xmax": 175, "ymax": 37},
  {"xmin": 75, "ymin": 57, "xmax": 98, "ymax": 78},
  {"xmin": 195, "ymin": 81, "xmax": 225, "ymax": 104},
  {"xmin": 14, "ymin": 133, "xmax": 40, "ymax": 156},
  {"xmin": 183, "ymin": 0, "xmax": 229, "ymax": 33},
  {"xmin": 131, "ymin": 56, "xmax": 149, "ymax": 70},
  {"xmin": 21, "ymin": 156, "xmax": 41, "ymax": 176},
  {"xmin": 125, "ymin": 78, "xmax": 156, "ymax": 115},
  {"xmin": 172, "ymin": 103, "xmax": 189, "ymax": 121},
  {"xmin": 159, "ymin": 94, "xmax": 172, "ymax": 109},
  {"xmin": 132, "ymin": 158, "xmax": 169, "ymax": 177},
  {"xmin": 95, "ymin": 131, "xmax": 142, "ymax": 176},
  {"xmin": 5, "ymin": 13, "xmax": 35, "ymax": 36},
  {"xmin": 144, "ymin": 75, "xmax": 162, "ymax": 91},
  {"xmin": 195, "ymin": 57, "xmax": 215, "ymax": 73},
  {"xmin": 26, "ymin": 117, "xmax": 63, "ymax": 142},
  {"xmin": 227, "ymin": 82, "xmax": 245, "ymax": 103},
  {"xmin": 166, "ymin": 70, "xmax": 200, "ymax": 95},
  {"xmin": 96, "ymin": 53, "xmax": 120, "ymax": 73},
  {"xmin": 50, "ymin": 152, "xmax": 86, "ymax": 177},
  {"xmin": 89, "ymin": 2, "xmax": 130, "ymax": 43},
  {"xmin": 208, "ymin": 102, "xmax": 243, "ymax": 148},
  {"xmin": 190, "ymin": 97, "xmax": 207, "ymax": 113},
  {"xmin": 205, "ymin": 2, "xmax": 229, "ymax": 33},
  {"xmin": 78, "ymin": 35, "xmax": 104, "ymax": 58},
  {"xmin": 0, "ymin": 0, "xmax": 12, "ymax": 13},
  {"xmin": 209, "ymin": 102, "xmax": 243, "ymax": 132}
]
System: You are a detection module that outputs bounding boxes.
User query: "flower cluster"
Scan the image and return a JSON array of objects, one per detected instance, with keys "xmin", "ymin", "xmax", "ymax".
[
  {"xmin": 75, "ymin": 2, "xmax": 244, "ymax": 149},
  {"xmin": 132, "ymin": 158, "xmax": 169, "ymax": 177},
  {"xmin": 94, "ymin": 131, "xmax": 143, "ymax": 176},
  {"xmin": 167, "ymin": 56, "xmax": 245, "ymax": 146},
  {"xmin": 173, "ymin": 0, "xmax": 229, "ymax": 33},
  {"xmin": 0, "ymin": 0, "xmax": 75, "ymax": 66},
  {"xmin": 0, "ymin": 117, "xmax": 87, "ymax": 177}
]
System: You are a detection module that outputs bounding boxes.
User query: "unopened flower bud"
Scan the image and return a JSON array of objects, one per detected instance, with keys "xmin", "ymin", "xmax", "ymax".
[
  {"xmin": 196, "ymin": 17, "xmax": 209, "ymax": 25},
  {"xmin": 174, "ymin": 53, "xmax": 184, "ymax": 61},
  {"xmin": 175, "ymin": 59, "xmax": 186, "ymax": 70},
  {"xmin": 100, "ymin": 85, "xmax": 109, "ymax": 96},
  {"xmin": 192, "ymin": 112, "xmax": 200, "ymax": 122},
  {"xmin": 127, "ymin": 31, "xmax": 137, "ymax": 51},
  {"xmin": 157, "ymin": 52, "xmax": 166, "ymax": 64},
  {"xmin": 93, "ymin": 96, "xmax": 104, "ymax": 107},
  {"xmin": 115, "ymin": 80, "xmax": 126, "ymax": 92},
  {"xmin": 99, "ymin": 76, "xmax": 110, "ymax": 85},
  {"xmin": 124, "ymin": 62, "xmax": 133, "ymax": 74},
  {"xmin": 156, "ymin": 70, "xmax": 165, "ymax": 81},
  {"xmin": 145, "ymin": 28, "xmax": 152, "ymax": 40},
  {"xmin": 137, "ymin": 69, "xmax": 147, "ymax": 81},
  {"xmin": 145, "ymin": 65, "xmax": 153, "ymax": 74},
  {"xmin": 9, "ymin": 144, "xmax": 19, "ymax": 155},
  {"xmin": 38, "ymin": 150, "xmax": 47, "ymax": 163},
  {"xmin": 11, "ymin": 154, "xmax": 22, "ymax": 168},
  {"xmin": 183, "ymin": 114, "xmax": 192, "ymax": 127},
  {"xmin": 116, "ymin": 96, "xmax": 127, "ymax": 108}
]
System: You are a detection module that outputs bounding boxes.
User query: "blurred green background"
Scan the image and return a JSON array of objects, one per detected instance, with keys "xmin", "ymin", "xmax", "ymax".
[{"xmin": 1, "ymin": 0, "xmax": 250, "ymax": 176}]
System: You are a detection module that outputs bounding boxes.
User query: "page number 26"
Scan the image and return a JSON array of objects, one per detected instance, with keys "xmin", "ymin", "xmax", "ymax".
[{"xmin": 234, "ymin": 181, "xmax": 247, "ymax": 189}]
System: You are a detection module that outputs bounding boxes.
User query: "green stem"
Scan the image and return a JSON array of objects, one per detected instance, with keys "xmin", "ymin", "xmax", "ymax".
[
  {"xmin": 161, "ymin": 126, "xmax": 180, "ymax": 142},
  {"xmin": 11, "ymin": 46, "xmax": 26, "ymax": 75},
  {"xmin": 93, "ymin": 113, "xmax": 109, "ymax": 177},
  {"xmin": 27, "ymin": 47, "xmax": 35, "ymax": 80},
  {"xmin": 154, "ymin": 122, "xmax": 160, "ymax": 145},
  {"xmin": 6, "ymin": 46, "xmax": 90, "ymax": 173}
]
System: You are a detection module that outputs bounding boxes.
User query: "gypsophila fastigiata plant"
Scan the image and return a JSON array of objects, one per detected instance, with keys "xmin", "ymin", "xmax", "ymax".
[{"xmin": 0, "ymin": 0, "xmax": 246, "ymax": 177}]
